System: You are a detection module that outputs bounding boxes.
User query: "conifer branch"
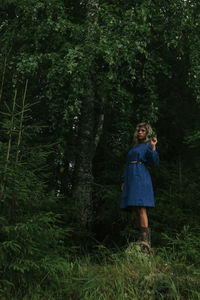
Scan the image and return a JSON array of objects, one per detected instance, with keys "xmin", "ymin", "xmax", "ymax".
[
  {"xmin": 15, "ymin": 80, "xmax": 28, "ymax": 165},
  {"xmin": 0, "ymin": 56, "xmax": 7, "ymax": 103},
  {"xmin": 0, "ymin": 90, "xmax": 17, "ymax": 205}
]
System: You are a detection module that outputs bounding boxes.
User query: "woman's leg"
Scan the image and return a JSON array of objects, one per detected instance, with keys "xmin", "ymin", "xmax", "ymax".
[
  {"xmin": 138, "ymin": 207, "xmax": 151, "ymax": 246},
  {"xmin": 131, "ymin": 207, "xmax": 151, "ymax": 246},
  {"xmin": 138, "ymin": 207, "xmax": 148, "ymax": 227}
]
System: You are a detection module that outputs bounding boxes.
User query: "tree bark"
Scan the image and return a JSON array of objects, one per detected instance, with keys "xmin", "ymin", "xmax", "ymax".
[{"xmin": 72, "ymin": 0, "xmax": 103, "ymax": 230}]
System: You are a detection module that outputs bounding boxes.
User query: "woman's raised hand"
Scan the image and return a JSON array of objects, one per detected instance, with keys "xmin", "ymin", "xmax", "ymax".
[{"xmin": 151, "ymin": 137, "xmax": 158, "ymax": 150}]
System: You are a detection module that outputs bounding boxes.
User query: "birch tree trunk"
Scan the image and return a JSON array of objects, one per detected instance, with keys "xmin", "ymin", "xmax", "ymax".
[{"xmin": 73, "ymin": 0, "xmax": 104, "ymax": 230}]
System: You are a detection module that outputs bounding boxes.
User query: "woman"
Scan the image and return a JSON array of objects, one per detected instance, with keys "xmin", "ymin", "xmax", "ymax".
[{"xmin": 120, "ymin": 123, "xmax": 159, "ymax": 247}]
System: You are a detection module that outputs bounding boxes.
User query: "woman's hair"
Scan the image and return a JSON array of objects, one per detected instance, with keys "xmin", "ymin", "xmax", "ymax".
[{"xmin": 133, "ymin": 122, "xmax": 153, "ymax": 146}]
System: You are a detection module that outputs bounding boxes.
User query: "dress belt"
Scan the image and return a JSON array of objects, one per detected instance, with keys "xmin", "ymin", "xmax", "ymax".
[{"xmin": 129, "ymin": 161, "xmax": 143, "ymax": 164}]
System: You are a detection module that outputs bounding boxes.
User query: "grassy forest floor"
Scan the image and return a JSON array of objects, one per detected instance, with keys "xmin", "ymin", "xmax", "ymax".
[
  {"xmin": 4, "ymin": 239, "xmax": 200, "ymax": 300},
  {"xmin": 64, "ymin": 245, "xmax": 200, "ymax": 300}
]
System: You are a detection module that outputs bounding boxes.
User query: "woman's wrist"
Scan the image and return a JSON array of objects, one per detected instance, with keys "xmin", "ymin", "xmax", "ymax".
[{"xmin": 151, "ymin": 137, "xmax": 157, "ymax": 151}]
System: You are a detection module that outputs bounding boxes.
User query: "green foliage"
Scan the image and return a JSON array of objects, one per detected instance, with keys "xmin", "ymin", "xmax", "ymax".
[
  {"xmin": 0, "ymin": 87, "xmax": 72, "ymax": 299},
  {"xmin": 0, "ymin": 214, "xmax": 70, "ymax": 298},
  {"xmin": 161, "ymin": 226, "xmax": 200, "ymax": 264}
]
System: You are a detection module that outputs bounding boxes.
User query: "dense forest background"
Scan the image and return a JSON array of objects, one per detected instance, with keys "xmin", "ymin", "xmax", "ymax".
[{"xmin": 1, "ymin": 0, "xmax": 200, "ymax": 299}]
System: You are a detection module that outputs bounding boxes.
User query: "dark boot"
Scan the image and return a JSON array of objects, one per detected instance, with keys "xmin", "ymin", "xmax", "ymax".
[
  {"xmin": 138, "ymin": 227, "xmax": 151, "ymax": 246},
  {"xmin": 148, "ymin": 227, "xmax": 151, "ymax": 247}
]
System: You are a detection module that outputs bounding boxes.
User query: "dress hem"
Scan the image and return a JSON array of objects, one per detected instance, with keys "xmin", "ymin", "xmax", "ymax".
[{"xmin": 120, "ymin": 205, "xmax": 154, "ymax": 212}]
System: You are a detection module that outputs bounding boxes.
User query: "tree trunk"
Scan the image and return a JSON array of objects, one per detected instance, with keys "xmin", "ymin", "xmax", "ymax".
[
  {"xmin": 73, "ymin": 86, "xmax": 105, "ymax": 230},
  {"xmin": 72, "ymin": 0, "xmax": 103, "ymax": 230}
]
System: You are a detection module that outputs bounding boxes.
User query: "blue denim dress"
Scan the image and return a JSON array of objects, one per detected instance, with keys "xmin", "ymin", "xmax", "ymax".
[{"xmin": 120, "ymin": 143, "xmax": 159, "ymax": 210}]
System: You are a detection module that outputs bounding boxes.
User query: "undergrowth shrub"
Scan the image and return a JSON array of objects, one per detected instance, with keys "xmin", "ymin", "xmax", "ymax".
[
  {"xmin": 0, "ymin": 97, "xmax": 72, "ymax": 299},
  {"xmin": 160, "ymin": 225, "xmax": 200, "ymax": 264},
  {"xmin": 0, "ymin": 214, "xmax": 71, "ymax": 299}
]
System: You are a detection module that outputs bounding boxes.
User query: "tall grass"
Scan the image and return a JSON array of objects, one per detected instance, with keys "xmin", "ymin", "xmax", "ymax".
[{"xmin": 64, "ymin": 234, "xmax": 200, "ymax": 300}]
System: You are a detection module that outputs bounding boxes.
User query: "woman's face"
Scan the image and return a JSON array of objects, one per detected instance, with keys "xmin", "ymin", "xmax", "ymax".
[{"xmin": 137, "ymin": 126, "xmax": 147, "ymax": 140}]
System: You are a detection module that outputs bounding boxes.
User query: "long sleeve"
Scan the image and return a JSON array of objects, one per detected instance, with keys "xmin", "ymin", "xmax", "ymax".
[{"xmin": 145, "ymin": 143, "xmax": 159, "ymax": 166}]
